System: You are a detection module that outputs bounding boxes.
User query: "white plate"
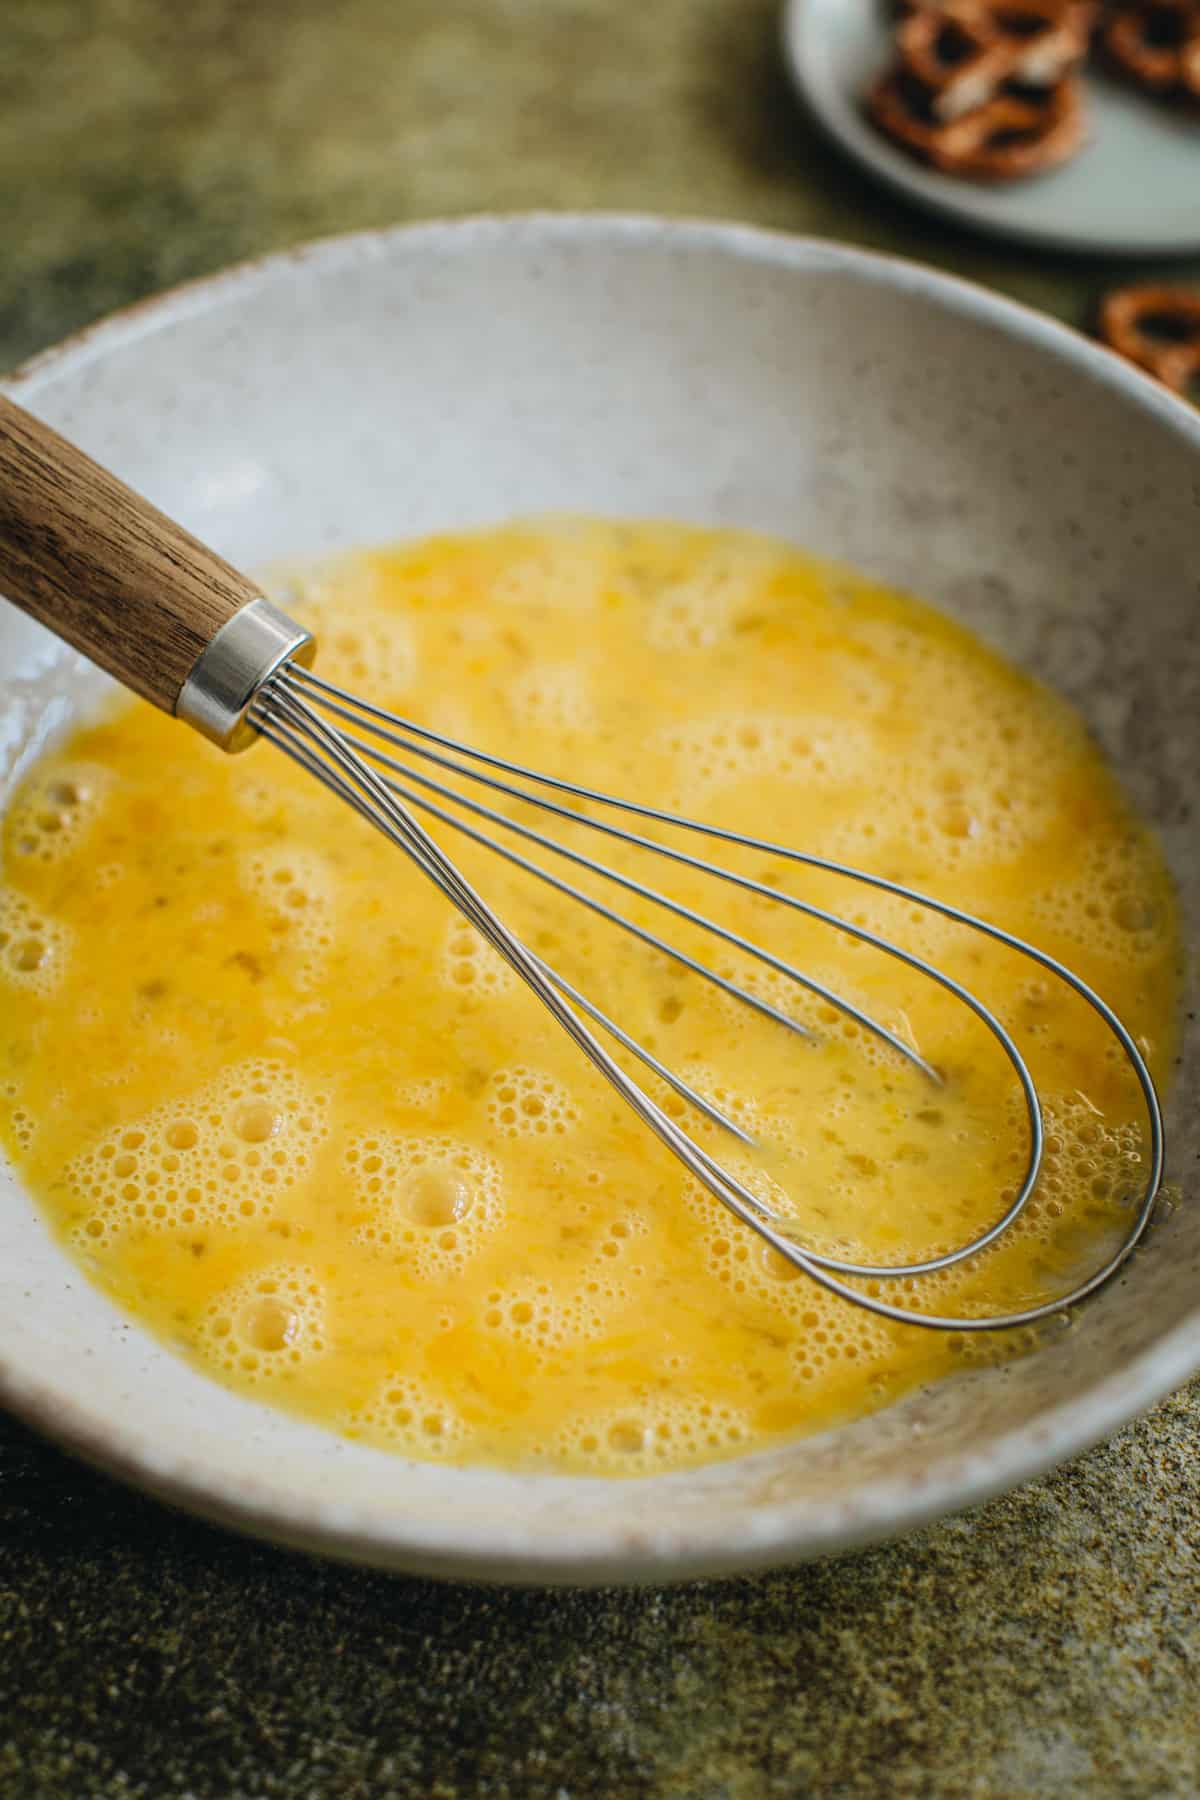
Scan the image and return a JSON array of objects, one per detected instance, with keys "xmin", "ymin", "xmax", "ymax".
[{"xmin": 782, "ymin": 0, "xmax": 1200, "ymax": 255}]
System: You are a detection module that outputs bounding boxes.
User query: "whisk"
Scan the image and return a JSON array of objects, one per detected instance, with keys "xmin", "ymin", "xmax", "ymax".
[{"xmin": 0, "ymin": 395, "xmax": 1164, "ymax": 1332}]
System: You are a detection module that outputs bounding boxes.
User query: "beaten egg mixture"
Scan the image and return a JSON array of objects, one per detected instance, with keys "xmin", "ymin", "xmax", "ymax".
[{"xmin": 0, "ymin": 521, "xmax": 1181, "ymax": 1474}]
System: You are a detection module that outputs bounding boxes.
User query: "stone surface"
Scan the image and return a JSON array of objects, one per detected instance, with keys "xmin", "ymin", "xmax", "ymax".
[
  {"xmin": 1, "ymin": 1, "xmax": 1198, "ymax": 1794},
  {"xmin": 2, "ymin": 1396, "xmax": 1199, "ymax": 1797}
]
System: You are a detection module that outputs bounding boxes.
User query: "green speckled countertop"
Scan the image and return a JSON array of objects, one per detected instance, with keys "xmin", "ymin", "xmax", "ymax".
[{"xmin": 2, "ymin": 3, "xmax": 1199, "ymax": 1794}]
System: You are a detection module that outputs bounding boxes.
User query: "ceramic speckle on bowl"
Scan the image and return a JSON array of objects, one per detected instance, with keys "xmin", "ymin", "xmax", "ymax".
[{"xmin": 1, "ymin": 216, "xmax": 1199, "ymax": 1583}]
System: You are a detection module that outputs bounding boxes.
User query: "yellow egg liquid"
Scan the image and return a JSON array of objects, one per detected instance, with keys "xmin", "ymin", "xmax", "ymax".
[{"xmin": 0, "ymin": 521, "xmax": 1181, "ymax": 1475}]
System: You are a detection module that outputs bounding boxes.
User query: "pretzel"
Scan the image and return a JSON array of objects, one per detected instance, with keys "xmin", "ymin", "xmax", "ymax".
[
  {"xmin": 868, "ymin": 69, "xmax": 1086, "ymax": 176},
  {"xmin": 1101, "ymin": 0, "xmax": 1200, "ymax": 102},
  {"xmin": 896, "ymin": 1, "xmax": 1094, "ymax": 119},
  {"xmin": 988, "ymin": 0, "xmax": 1096, "ymax": 86},
  {"xmin": 896, "ymin": 5, "xmax": 1017, "ymax": 118},
  {"xmin": 1187, "ymin": 31, "xmax": 1200, "ymax": 94},
  {"xmin": 891, "ymin": 0, "xmax": 969, "ymax": 20},
  {"xmin": 1098, "ymin": 285, "xmax": 1200, "ymax": 397}
]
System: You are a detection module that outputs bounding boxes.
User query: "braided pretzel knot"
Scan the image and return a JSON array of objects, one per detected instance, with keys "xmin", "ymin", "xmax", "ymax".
[
  {"xmin": 868, "ymin": 67, "xmax": 1086, "ymax": 176},
  {"xmin": 1099, "ymin": 287, "xmax": 1200, "ymax": 397},
  {"xmin": 1101, "ymin": 1, "xmax": 1200, "ymax": 102},
  {"xmin": 896, "ymin": 1, "xmax": 1094, "ymax": 120}
]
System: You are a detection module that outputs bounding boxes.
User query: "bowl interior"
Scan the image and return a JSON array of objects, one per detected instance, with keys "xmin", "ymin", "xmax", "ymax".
[{"xmin": 2, "ymin": 218, "xmax": 1199, "ymax": 1581}]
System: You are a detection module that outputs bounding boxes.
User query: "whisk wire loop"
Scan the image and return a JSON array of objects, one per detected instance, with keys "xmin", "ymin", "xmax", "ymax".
[{"xmin": 250, "ymin": 664, "xmax": 1165, "ymax": 1334}]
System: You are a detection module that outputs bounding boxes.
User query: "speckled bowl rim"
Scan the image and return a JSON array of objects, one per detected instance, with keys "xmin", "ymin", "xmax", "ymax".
[{"xmin": 2, "ymin": 214, "xmax": 1199, "ymax": 1585}]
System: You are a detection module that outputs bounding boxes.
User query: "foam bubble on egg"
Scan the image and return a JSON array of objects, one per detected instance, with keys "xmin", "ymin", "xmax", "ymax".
[
  {"xmin": 788, "ymin": 1302, "xmax": 894, "ymax": 1383},
  {"xmin": 772, "ymin": 870, "xmax": 961, "ymax": 974},
  {"xmin": 92, "ymin": 861, "xmax": 127, "ymax": 893},
  {"xmin": 0, "ymin": 887, "xmax": 69, "ymax": 994},
  {"xmin": 345, "ymin": 1373, "xmax": 469, "ymax": 1456},
  {"xmin": 66, "ymin": 1060, "xmax": 328, "ymax": 1248},
  {"xmin": 1029, "ymin": 833, "xmax": 1168, "ymax": 965},
  {"xmin": 508, "ymin": 661, "xmax": 594, "ymax": 734},
  {"xmin": 476, "ymin": 1194, "xmax": 654, "ymax": 1351},
  {"xmin": 4, "ymin": 762, "xmax": 112, "ymax": 867},
  {"xmin": 643, "ymin": 542, "xmax": 776, "ymax": 651},
  {"xmin": 652, "ymin": 713, "xmax": 874, "ymax": 807},
  {"xmin": 554, "ymin": 1393, "xmax": 755, "ymax": 1473},
  {"xmin": 485, "ymin": 1065, "xmax": 581, "ymax": 1138},
  {"xmin": 346, "ymin": 1131, "xmax": 503, "ymax": 1275},
  {"xmin": 889, "ymin": 748, "xmax": 1059, "ymax": 869},
  {"xmin": 822, "ymin": 650, "xmax": 896, "ymax": 716},
  {"xmin": 320, "ymin": 612, "xmax": 417, "ymax": 694},
  {"xmin": 667, "ymin": 1062, "xmax": 767, "ymax": 1139},
  {"xmin": 239, "ymin": 845, "xmax": 335, "ymax": 985},
  {"xmin": 485, "ymin": 529, "xmax": 604, "ymax": 615},
  {"xmin": 987, "ymin": 1087, "xmax": 1147, "ymax": 1257},
  {"xmin": 1, "ymin": 1080, "xmax": 36, "ymax": 1153},
  {"xmin": 438, "ymin": 918, "xmax": 519, "ymax": 1001},
  {"xmin": 675, "ymin": 1171, "xmax": 896, "ymax": 1354},
  {"xmin": 844, "ymin": 611, "xmax": 952, "ymax": 673},
  {"xmin": 711, "ymin": 953, "xmax": 926, "ymax": 1076},
  {"xmin": 291, "ymin": 563, "xmax": 419, "ymax": 694},
  {"xmin": 198, "ymin": 1261, "xmax": 327, "ymax": 1380},
  {"xmin": 480, "ymin": 1282, "xmax": 607, "ymax": 1350},
  {"xmin": 709, "ymin": 957, "xmax": 817, "ymax": 1040},
  {"xmin": 855, "ymin": 648, "xmax": 1074, "ymax": 868},
  {"xmin": 392, "ymin": 1076, "xmax": 451, "ymax": 1111},
  {"xmin": 230, "ymin": 769, "xmax": 293, "ymax": 827}
]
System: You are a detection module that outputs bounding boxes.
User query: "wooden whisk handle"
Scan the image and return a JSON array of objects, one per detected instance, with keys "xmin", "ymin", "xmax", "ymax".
[{"xmin": 0, "ymin": 392, "xmax": 264, "ymax": 714}]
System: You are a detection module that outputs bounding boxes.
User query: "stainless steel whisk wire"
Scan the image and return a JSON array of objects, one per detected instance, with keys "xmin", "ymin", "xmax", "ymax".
[
  {"xmin": 0, "ymin": 393, "xmax": 1166, "ymax": 1339},
  {"xmin": 252, "ymin": 662, "xmax": 1165, "ymax": 1335}
]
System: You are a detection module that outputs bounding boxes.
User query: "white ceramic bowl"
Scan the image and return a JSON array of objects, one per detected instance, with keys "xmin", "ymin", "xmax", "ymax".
[{"xmin": 2, "ymin": 217, "xmax": 1199, "ymax": 1584}]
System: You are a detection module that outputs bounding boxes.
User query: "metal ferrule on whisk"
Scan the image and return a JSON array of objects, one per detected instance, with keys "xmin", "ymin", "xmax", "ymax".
[{"xmin": 177, "ymin": 598, "xmax": 315, "ymax": 751}]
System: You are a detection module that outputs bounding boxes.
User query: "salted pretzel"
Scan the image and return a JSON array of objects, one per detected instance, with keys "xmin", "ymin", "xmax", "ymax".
[
  {"xmin": 1101, "ymin": 0, "xmax": 1200, "ymax": 103},
  {"xmin": 868, "ymin": 68, "xmax": 1086, "ymax": 176},
  {"xmin": 1099, "ymin": 286, "xmax": 1200, "ymax": 397},
  {"xmin": 896, "ymin": 1, "xmax": 1094, "ymax": 119}
]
